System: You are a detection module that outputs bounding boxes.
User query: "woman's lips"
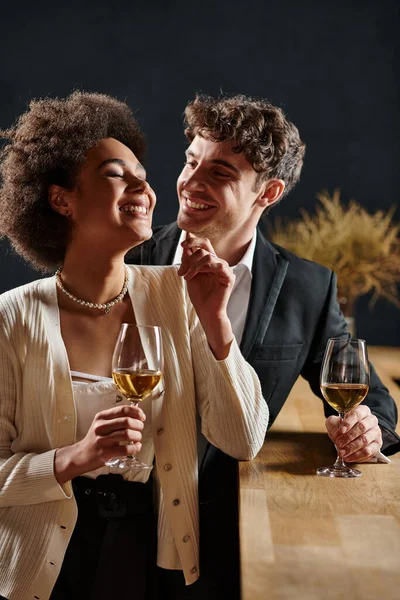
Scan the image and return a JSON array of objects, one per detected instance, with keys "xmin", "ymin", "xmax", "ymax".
[{"xmin": 119, "ymin": 204, "xmax": 148, "ymax": 214}]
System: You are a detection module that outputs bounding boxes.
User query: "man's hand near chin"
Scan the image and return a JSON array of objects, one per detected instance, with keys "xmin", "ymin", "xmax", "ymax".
[{"xmin": 325, "ymin": 405, "xmax": 383, "ymax": 463}]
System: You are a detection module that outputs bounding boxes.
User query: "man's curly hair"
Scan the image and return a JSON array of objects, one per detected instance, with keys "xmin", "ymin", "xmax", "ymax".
[
  {"xmin": 184, "ymin": 94, "xmax": 305, "ymax": 206},
  {"xmin": 0, "ymin": 91, "xmax": 146, "ymax": 271}
]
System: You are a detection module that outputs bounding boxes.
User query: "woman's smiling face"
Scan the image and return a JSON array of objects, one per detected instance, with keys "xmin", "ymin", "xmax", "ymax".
[{"xmin": 63, "ymin": 137, "xmax": 156, "ymax": 252}]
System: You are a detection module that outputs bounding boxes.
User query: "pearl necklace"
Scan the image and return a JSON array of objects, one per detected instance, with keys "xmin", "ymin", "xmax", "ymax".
[{"xmin": 55, "ymin": 268, "xmax": 129, "ymax": 314}]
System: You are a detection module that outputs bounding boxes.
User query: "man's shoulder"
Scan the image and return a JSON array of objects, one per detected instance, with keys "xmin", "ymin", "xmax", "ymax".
[
  {"xmin": 125, "ymin": 223, "xmax": 179, "ymax": 265},
  {"xmin": 152, "ymin": 222, "xmax": 180, "ymax": 239},
  {"xmin": 258, "ymin": 232, "xmax": 333, "ymax": 281},
  {"xmin": 255, "ymin": 233, "xmax": 334, "ymax": 302}
]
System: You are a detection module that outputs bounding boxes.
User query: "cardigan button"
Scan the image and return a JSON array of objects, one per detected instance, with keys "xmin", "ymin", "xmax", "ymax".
[
  {"xmin": 172, "ymin": 498, "xmax": 180, "ymax": 506},
  {"xmin": 157, "ymin": 428, "xmax": 164, "ymax": 435},
  {"xmin": 190, "ymin": 566, "xmax": 197, "ymax": 574},
  {"xmin": 164, "ymin": 463, "xmax": 172, "ymax": 471},
  {"xmin": 182, "ymin": 535, "xmax": 190, "ymax": 543}
]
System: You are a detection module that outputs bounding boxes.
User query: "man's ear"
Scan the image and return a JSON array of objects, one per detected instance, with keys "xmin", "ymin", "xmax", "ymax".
[
  {"xmin": 48, "ymin": 185, "xmax": 72, "ymax": 217},
  {"xmin": 257, "ymin": 179, "xmax": 285, "ymax": 210}
]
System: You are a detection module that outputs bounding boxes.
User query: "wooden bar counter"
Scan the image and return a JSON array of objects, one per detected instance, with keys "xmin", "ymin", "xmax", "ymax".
[{"xmin": 239, "ymin": 347, "xmax": 400, "ymax": 600}]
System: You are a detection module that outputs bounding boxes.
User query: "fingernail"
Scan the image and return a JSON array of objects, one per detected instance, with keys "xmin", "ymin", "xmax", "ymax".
[{"xmin": 340, "ymin": 427, "xmax": 348, "ymax": 434}]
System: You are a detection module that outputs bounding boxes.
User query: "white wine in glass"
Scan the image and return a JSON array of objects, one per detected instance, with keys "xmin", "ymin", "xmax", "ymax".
[
  {"xmin": 317, "ymin": 336, "xmax": 370, "ymax": 478},
  {"xmin": 106, "ymin": 323, "xmax": 163, "ymax": 470},
  {"xmin": 113, "ymin": 369, "xmax": 163, "ymax": 402}
]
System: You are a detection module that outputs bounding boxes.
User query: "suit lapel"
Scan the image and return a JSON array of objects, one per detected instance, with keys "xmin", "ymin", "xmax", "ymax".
[
  {"xmin": 240, "ymin": 229, "xmax": 289, "ymax": 360},
  {"xmin": 146, "ymin": 224, "xmax": 289, "ymax": 361},
  {"xmin": 134, "ymin": 224, "xmax": 290, "ymax": 482},
  {"xmin": 142, "ymin": 223, "xmax": 181, "ymax": 265}
]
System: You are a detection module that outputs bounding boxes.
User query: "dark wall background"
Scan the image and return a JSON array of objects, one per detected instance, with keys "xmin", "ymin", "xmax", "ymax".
[{"xmin": 0, "ymin": 0, "xmax": 399, "ymax": 345}]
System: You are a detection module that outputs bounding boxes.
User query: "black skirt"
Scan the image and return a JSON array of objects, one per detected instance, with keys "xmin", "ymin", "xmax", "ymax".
[{"xmin": 50, "ymin": 474, "xmax": 157, "ymax": 600}]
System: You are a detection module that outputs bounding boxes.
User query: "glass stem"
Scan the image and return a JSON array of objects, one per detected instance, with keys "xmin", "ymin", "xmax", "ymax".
[
  {"xmin": 334, "ymin": 412, "xmax": 346, "ymax": 469},
  {"xmin": 126, "ymin": 399, "xmax": 139, "ymax": 459}
]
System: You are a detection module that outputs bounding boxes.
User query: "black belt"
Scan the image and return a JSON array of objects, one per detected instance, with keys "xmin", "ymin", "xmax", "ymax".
[{"xmin": 72, "ymin": 474, "xmax": 153, "ymax": 519}]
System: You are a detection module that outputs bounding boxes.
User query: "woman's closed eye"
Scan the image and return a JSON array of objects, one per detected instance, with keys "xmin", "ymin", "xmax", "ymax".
[{"xmin": 104, "ymin": 170, "xmax": 124, "ymax": 178}]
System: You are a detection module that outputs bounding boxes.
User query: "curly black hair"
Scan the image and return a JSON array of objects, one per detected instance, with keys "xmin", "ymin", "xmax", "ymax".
[
  {"xmin": 184, "ymin": 94, "xmax": 305, "ymax": 205},
  {"xmin": 0, "ymin": 91, "xmax": 146, "ymax": 271}
]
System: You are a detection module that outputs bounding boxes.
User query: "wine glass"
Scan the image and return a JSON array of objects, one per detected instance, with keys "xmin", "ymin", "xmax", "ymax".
[
  {"xmin": 105, "ymin": 323, "xmax": 163, "ymax": 470},
  {"xmin": 317, "ymin": 336, "xmax": 370, "ymax": 478}
]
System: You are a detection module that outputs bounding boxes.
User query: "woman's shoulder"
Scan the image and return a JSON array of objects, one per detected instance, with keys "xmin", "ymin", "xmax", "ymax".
[
  {"xmin": 0, "ymin": 276, "xmax": 54, "ymax": 329},
  {"xmin": 0, "ymin": 276, "xmax": 53, "ymax": 304},
  {"xmin": 127, "ymin": 265, "xmax": 183, "ymax": 289},
  {"xmin": 127, "ymin": 265, "xmax": 190, "ymax": 324}
]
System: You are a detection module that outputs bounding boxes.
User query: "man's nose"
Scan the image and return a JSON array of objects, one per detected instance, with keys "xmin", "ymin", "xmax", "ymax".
[{"xmin": 182, "ymin": 167, "xmax": 207, "ymax": 191}]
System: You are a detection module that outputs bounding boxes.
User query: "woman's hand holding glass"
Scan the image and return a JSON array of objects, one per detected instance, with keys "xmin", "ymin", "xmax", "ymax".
[
  {"xmin": 77, "ymin": 404, "xmax": 145, "ymax": 470},
  {"xmin": 54, "ymin": 404, "xmax": 145, "ymax": 485},
  {"xmin": 105, "ymin": 323, "xmax": 163, "ymax": 470}
]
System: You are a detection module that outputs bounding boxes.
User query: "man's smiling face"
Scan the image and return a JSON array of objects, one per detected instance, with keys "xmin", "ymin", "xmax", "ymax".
[{"xmin": 176, "ymin": 135, "xmax": 265, "ymax": 244}]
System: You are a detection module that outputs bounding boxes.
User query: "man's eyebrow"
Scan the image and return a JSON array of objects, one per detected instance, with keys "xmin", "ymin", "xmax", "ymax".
[
  {"xmin": 185, "ymin": 149, "xmax": 239, "ymax": 174},
  {"xmin": 211, "ymin": 159, "xmax": 240, "ymax": 174},
  {"xmin": 97, "ymin": 158, "xmax": 146, "ymax": 176}
]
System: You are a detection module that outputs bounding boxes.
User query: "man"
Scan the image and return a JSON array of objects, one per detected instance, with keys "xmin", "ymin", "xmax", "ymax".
[{"xmin": 127, "ymin": 94, "xmax": 399, "ymax": 599}]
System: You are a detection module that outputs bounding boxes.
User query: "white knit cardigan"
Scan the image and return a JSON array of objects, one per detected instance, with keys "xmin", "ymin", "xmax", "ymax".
[{"xmin": 0, "ymin": 265, "xmax": 268, "ymax": 600}]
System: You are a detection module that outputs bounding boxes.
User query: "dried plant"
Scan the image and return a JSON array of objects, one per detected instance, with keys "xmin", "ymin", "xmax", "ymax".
[{"xmin": 268, "ymin": 189, "xmax": 400, "ymax": 315}]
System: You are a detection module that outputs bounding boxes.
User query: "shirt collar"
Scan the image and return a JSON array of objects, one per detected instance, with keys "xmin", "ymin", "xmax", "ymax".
[
  {"xmin": 172, "ymin": 229, "xmax": 257, "ymax": 274},
  {"xmin": 172, "ymin": 230, "xmax": 186, "ymax": 265},
  {"xmin": 235, "ymin": 230, "xmax": 256, "ymax": 273}
]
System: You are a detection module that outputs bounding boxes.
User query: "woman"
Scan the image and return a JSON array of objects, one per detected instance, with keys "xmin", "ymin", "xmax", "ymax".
[{"xmin": 0, "ymin": 92, "xmax": 269, "ymax": 600}]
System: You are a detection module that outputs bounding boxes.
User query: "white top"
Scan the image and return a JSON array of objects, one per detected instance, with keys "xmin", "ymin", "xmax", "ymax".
[
  {"xmin": 71, "ymin": 371, "xmax": 153, "ymax": 482},
  {"xmin": 0, "ymin": 265, "xmax": 268, "ymax": 600},
  {"xmin": 172, "ymin": 230, "xmax": 257, "ymax": 345}
]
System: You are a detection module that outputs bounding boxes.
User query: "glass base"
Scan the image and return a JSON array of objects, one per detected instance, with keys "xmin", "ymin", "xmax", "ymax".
[
  {"xmin": 316, "ymin": 465, "xmax": 362, "ymax": 478},
  {"xmin": 104, "ymin": 457, "xmax": 121, "ymax": 467},
  {"xmin": 105, "ymin": 456, "xmax": 152, "ymax": 470}
]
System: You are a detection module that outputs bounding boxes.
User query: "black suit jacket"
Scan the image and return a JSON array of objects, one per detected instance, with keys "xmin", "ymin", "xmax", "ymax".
[
  {"xmin": 127, "ymin": 223, "xmax": 399, "ymax": 596},
  {"xmin": 127, "ymin": 222, "xmax": 399, "ymax": 453}
]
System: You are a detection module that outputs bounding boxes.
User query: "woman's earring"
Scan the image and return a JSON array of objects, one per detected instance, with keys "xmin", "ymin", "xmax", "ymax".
[{"xmin": 64, "ymin": 210, "xmax": 70, "ymax": 218}]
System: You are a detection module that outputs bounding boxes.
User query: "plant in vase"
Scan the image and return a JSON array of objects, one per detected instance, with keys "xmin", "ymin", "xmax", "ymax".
[{"xmin": 268, "ymin": 189, "xmax": 400, "ymax": 336}]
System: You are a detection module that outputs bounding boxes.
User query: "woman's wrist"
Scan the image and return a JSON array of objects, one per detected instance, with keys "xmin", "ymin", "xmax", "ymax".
[
  {"xmin": 54, "ymin": 443, "xmax": 88, "ymax": 485},
  {"xmin": 201, "ymin": 316, "xmax": 234, "ymax": 360}
]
